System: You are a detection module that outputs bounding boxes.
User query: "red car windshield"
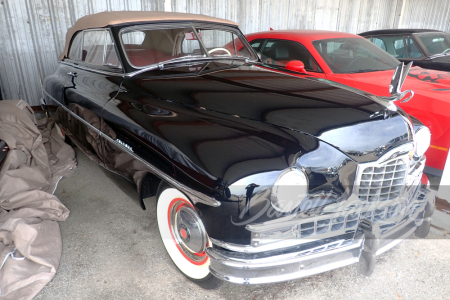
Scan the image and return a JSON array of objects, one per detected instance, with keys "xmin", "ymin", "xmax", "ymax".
[{"xmin": 312, "ymin": 38, "xmax": 400, "ymax": 74}]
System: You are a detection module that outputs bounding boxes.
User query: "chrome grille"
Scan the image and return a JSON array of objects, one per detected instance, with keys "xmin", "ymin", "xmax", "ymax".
[
  {"xmin": 298, "ymin": 206, "xmax": 399, "ymax": 238},
  {"xmin": 257, "ymin": 204, "xmax": 402, "ymax": 245},
  {"xmin": 358, "ymin": 158, "xmax": 407, "ymax": 202}
]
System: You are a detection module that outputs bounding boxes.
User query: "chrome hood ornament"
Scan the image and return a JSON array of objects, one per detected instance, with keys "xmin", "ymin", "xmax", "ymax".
[
  {"xmin": 381, "ymin": 62, "xmax": 415, "ymax": 104},
  {"xmin": 387, "ymin": 61, "xmax": 414, "ymax": 103},
  {"xmin": 371, "ymin": 62, "xmax": 414, "ymax": 118}
]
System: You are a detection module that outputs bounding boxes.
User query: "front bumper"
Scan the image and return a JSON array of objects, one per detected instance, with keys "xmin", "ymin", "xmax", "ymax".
[{"xmin": 206, "ymin": 187, "xmax": 435, "ymax": 284}]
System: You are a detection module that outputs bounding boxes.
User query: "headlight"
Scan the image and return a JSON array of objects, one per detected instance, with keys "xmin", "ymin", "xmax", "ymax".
[
  {"xmin": 270, "ymin": 168, "xmax": 308, "ymax": 213},
  {"xmin": 414, "ymin": 126, "xmax": 431, "ymax": 157}
]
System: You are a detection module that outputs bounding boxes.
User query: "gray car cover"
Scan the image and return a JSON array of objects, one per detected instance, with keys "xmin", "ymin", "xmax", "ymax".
[{"xmin": 0, "ymin": 100, "xmax": 76, "ymax": 300}]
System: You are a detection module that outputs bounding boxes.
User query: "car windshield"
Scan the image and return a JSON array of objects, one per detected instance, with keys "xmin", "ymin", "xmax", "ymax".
[
  {"xmin": 121, "ymin": 25, "xmax": 256, "ymax": 68},
  {"xmin": 312, "ymin": 37, "xmax": 400, "ymax": 74},
  {"xmin": 417, "ymin": 33, "xmax": 450, "ymax": 56}
]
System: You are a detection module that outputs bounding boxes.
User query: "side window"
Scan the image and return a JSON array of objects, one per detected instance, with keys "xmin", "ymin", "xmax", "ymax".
[
  {"xmin": 393, "ymin": 36, "xmax": 407, "ymax": 58},
  {"xmin": 83, "ymin": 30, "xmax": 106, "ymax": 65},
  {"xmin": 181, "ymin": 31, "xmax": 202, "ymax": 55},
  {"xmin": 233, "ymin": 34, "xmax": 255, "ymax": 59},
  {"xmin": 372, "ymin": 37, "xmax": 387, "ymax": 51},
  {"xmin": 260, "ymin": 40, "xmax": 322, "ymax": 72},
  {"xmin": 121, "ymin": 31, "xmax": 145, "ymax": 45},
  {"xmin": 250, "ymin": 39, "xmax": 264, "ymax": 52},
  {"xmin": 404, "ymin": 36, "xmax": 423, "ymax": 58},
  {"xmin": 78, "ymin": 30, "xmax": 120, "ymax": 68},
  {"xmin": 68, "ymin": 32, "xmax": 83, "ymax": 60},
  {"xmin": 371, "ymin": 35, "xmax": 408, "ymax": 58}
]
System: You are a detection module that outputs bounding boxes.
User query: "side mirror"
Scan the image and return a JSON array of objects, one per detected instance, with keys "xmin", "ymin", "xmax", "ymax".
[{"xmin": 285, "ymin": 60, "xmax": 308, "ymax": 74}]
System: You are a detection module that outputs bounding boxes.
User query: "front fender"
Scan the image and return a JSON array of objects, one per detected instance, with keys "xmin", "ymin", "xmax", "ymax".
[{"xmin": 198, "ymin": 140, "xmax": 357, "ymax": 245}]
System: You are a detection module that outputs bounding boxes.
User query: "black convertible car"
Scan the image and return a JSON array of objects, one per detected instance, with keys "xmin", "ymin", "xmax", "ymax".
[
  {"xmin": 44, "ymin": 11, "xmax": 434, "ymax": 288},
  {"xmin": 360, "ymin": 29, "xmax": 450, "ymax": 71}
]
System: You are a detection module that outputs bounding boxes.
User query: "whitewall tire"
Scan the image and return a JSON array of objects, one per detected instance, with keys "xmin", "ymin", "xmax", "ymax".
[{"xmin": 156, "ymin": 184, "xmax": 221, "ymax": 288}]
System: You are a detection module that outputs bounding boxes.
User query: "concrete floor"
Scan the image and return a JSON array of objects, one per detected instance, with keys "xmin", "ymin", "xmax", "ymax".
[{"xmin": 36, "ymin": 148, "xmax": 450, "ymax": 300}]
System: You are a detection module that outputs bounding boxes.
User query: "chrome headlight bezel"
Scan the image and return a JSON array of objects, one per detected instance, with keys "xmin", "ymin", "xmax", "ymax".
[
  {"xmin": 270, "ymin": 167, "xmax": 308, "ymax": 213},
  {"xmin": 414, "ymin": 126, "xmax": 431, "ymax": 157}
]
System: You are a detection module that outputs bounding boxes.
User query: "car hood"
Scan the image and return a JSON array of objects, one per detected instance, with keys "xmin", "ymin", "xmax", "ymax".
[
  {"xmin": 344, "ymin": 67, "xmax": 450, "ymax": 93},
  {"xmin": 407, "ymin": 67, "xmax": 450, "ymax": 88},
  {"xmin": 124, "ymin": 63, "xmax": 411, "ymax": 162}
]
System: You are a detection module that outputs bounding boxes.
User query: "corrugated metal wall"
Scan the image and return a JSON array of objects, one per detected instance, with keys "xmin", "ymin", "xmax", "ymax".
[
  {"xmin": 0, "ymin": 0, "xmax": 449, "ymax": 105},
  {"xmin": 398, "ymin": 0, "xmax": 450, "ymax": 31}
]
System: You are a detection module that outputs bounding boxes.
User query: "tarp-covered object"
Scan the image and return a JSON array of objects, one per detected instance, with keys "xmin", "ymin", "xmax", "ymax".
[{"xmin": 0, "ymin": 100, "xmax": 76, "ymax": 300}]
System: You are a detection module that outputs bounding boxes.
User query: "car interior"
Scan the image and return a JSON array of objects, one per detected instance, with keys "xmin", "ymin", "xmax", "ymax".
[
  {"xmin": 251, "ymin": 39, "xmax": 321, "ymax": 72},
  {"xmin": 417, "ymin": 33, "xmax": 450, "ymax": 55},
  {"xmin": 121, "ymin": 28, "xmax": 252, "ymax": 67},
  {"xmin": 372, "ymin": 35, "xmax": 422, "ymax": 58}
]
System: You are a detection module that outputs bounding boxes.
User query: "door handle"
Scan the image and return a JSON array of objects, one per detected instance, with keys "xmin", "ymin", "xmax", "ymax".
[{"xmin": 67, "ymin": 72, "xmax": 77, "ymax": 77}]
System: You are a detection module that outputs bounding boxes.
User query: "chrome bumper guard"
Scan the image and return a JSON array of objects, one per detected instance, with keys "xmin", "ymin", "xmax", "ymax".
[{"xmin": 206, "ymin": 187, "xmax": 435, "ymax": 284}]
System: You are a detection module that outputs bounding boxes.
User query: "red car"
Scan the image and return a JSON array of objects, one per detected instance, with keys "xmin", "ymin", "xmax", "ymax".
[{"xmin": 245, "ymin": 30, "xmax": 450, "ymax": 176}]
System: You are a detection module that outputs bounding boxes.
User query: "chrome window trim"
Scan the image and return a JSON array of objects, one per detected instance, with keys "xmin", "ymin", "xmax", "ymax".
[
  {"xmin": 59, "ymin": 61, "xmax": 124, "ymax": 76},
  {"xmin": 43, "ymin": 89, "xmax": 221, "ymax": 208},
  {"xmin": 103, "ymin": 30, "xmax": 107, "ymax": 66},
  {"xmin": 191, "ymin": 24, "xmax": 209, "ymax": 56},
  {"xmin": 103, "ymin": 29, "xmax": 122, "ymax": 68}
]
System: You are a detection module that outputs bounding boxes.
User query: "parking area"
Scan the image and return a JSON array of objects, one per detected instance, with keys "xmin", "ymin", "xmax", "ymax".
[{"xmin": 35, "ymin": 148, "xmax": 450, "ymax": 300}]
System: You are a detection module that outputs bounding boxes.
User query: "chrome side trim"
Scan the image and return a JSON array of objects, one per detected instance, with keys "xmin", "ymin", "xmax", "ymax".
[
  {"xmin": 43, "ymin": 90, "xmax": 220, "ymax": 207},
  {"xmin": 60, "ymin": 61, "xmax": 124, "ymax": 77}
]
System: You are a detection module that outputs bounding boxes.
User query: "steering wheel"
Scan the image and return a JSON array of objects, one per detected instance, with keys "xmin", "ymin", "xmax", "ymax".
[
  {"xmin": 208, "ymin": 48, "xmax": 232, "ymax": 56},
  {"xmin": 346, "ymin": 56, "xmax": 367, "ymax": 70},
  {"xmin": 443, "ymin": 48, "xmax": 450, "ymax": 54}
]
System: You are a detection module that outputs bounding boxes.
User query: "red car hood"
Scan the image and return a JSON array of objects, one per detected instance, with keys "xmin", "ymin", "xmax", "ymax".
[{"xmin": 329, "ymin": 67, "xmax": 450, "ymax": 139}]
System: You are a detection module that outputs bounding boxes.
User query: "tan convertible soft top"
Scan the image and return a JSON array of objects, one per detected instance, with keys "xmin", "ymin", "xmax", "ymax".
[{"xmin": 59, "ymin": 11, "xmax": 238, "ymax": 60}]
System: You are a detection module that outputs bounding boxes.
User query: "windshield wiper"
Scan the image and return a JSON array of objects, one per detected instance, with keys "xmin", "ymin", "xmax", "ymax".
[
  {"xmin": 347, "ymin": 69, "xmax": 378, "ymax": 73},
  {"xmin": 126, "ymin": 55, "xmax": 250, "ymax": 78},
  {"xmin": 125, "ymin": 56, "xmax": 205, "ymax": 77}
]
